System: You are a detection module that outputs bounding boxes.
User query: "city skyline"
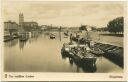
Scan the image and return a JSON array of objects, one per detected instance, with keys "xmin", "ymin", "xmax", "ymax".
[{"xmin": 2, "ymin": 0, "xmax": 124, "ymax": 27}]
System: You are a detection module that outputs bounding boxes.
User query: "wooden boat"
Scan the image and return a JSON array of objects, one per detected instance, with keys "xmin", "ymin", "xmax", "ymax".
[
  {"xmin": 50, "ymin": 34, "xmax": 56, "ymax": 39},
  {"xmin": 61, "ymin": 42, "xmax": 77, "ymax": 57},
  {"xmin": 61, "ymin": 42, "xmax": 97, "ymax": 66},
  {"xmin": 81, "ymin": 52, "xmax": 97, "ymax": 66},
  {"xmin": 71, "ymin": 47, "xmax": 97, "ymax": 65},
  {"xmin": 94, "ymin": 42, "xmax": 123, "ymax": 56},
  {"xmin": 64, "ymin": 36, "xmax": 68, "ymax": 38},
  {"xmin": 64, "ymin": 32, "xmax": 68, "ymax": 36},
  {"xmin": 13, "ymin": 35, "xmax": 19, "ymax": 39},
  {"xmin": 90, "ymin": 48, "xmax": 104, "ymax": 56}
]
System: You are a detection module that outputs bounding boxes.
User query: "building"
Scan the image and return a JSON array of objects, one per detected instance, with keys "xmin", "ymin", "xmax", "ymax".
[
  {"xmin": 4, "ymin": 20, "xmax": 18, "ymax": 35},
  {"xmin": 19, "ymin": 13, "xmax": 38, "ymax": 31},
  {"xmin": 23, "ymin": 22, "xmax": 38, "ymax": 30},
  {"xmin": 19, "ymin": 13, "xmax": 24, "ymax": 27},
  {"xmin": 4, "ymin": 21, "xmax": 18, "ymax": 30},
  {"xmin": 40, "ymin": 25, "xmax": 48, "ymax": 30}
]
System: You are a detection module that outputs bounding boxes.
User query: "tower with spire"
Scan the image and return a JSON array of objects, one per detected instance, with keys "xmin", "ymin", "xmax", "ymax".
[
  {"xmin": 19, "ymin": 13, "xmax": 24, "ymax": 27},
  {"xmin": 19, "ymin": 13, "xmax": 25, "ymax": 35}
]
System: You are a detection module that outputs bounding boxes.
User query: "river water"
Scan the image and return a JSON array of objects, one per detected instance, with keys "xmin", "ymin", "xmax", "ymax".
[{"xmin": 4, "ymin": 32, "xmax": 123, "ymax": 73}]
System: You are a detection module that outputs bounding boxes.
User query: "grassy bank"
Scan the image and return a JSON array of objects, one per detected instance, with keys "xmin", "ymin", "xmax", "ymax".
[{"xmin": 89, "ymin": 32, "xmax": 123, "ymax": 47}]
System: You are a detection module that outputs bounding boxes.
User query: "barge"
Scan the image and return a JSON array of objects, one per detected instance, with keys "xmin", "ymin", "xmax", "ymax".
[
  {"xmin": 61, "ymin": 42, "xmax": 97, "ymax": 66},
  {"xmin": 4, "ymin": 35, "xmax": 14, "ymax": 42}
]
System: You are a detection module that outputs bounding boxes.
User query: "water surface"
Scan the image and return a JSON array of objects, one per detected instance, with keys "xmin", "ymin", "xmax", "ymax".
[{"xmin": 4, "ymin": 32, "xmax": 123, "ymax": 73}]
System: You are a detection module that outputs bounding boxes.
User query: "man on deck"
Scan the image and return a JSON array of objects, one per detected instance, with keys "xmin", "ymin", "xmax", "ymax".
[{"xmin": 70, "ymin": 34, "xmax": 73, "ymax": 44}]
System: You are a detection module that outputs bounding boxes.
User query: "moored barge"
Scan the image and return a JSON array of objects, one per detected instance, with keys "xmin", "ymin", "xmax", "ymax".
[{"xmin": 61, "ymin": 42, "xmax": 97, "ymax": 66}]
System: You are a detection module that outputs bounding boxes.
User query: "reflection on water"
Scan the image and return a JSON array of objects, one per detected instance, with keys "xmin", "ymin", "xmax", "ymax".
[
  {"xmin": 4, "ymin": 32, "xmax": 123, "ymax": 73},
  {"xmin": 19, "ymin": 40, "xmax": 27, "ymax": 50},
  {"xmin": 4, "ymin": 39, "xmax": 18, "ymax": 47}
]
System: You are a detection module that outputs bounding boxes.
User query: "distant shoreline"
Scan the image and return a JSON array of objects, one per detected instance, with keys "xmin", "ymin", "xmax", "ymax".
[{"xmin": 99, "ymin": 33, "xmax": 123, "ymax": 37}]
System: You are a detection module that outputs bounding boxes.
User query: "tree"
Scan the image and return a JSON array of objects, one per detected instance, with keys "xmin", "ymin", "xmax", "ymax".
[
  {"xmin": 79, "ymin": 25, "xmax": 87, "ymax": 31},
  {"xmin": 107, "ymin": 17, "xmax": 124, "ymax": 34},
  {"xmin": 91, "ymin": 27, "xmax": 97, "ymax": 31}
]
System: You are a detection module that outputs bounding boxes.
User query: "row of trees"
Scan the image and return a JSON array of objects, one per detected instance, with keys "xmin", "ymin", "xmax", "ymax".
[
  {"xmin": 107, "ymin": 17, "xmax": 123, "ymax": 33},
  {"xmin": 92, "ymin": 17, "xmax": 124, "ymax": 34}
]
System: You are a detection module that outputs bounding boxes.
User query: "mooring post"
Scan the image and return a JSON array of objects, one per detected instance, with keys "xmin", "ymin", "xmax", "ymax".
[{"xmin": 59, "ymin": 26, "xmax": 61, "ymax": 41}]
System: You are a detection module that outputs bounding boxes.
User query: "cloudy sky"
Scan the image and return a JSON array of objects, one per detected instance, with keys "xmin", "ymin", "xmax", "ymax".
[{"xmin": 2, "ymin": 0, "xmax": 124, "ymax": 27}]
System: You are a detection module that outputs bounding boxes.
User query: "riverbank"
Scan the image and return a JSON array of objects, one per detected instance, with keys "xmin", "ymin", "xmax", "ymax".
[{"xmin": 89, "ymin": 32, "xmax": 123, "ymax": 47}]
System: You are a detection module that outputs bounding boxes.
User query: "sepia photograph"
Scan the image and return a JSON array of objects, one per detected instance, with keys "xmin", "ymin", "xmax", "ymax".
[{"xmin": 2, "ymin": 0, "xmax": 125, "ymax": 74}]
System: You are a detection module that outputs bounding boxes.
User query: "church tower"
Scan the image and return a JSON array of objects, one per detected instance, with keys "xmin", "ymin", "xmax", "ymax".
[{"xmin": 19, "ymin": 13, "xmax": 24, "ymax": 27}]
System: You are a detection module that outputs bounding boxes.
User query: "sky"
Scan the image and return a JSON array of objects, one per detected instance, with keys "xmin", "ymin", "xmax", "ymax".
[{"xmin": 2, "ymin": 0, "xmax": 125, "ymax": 27}]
